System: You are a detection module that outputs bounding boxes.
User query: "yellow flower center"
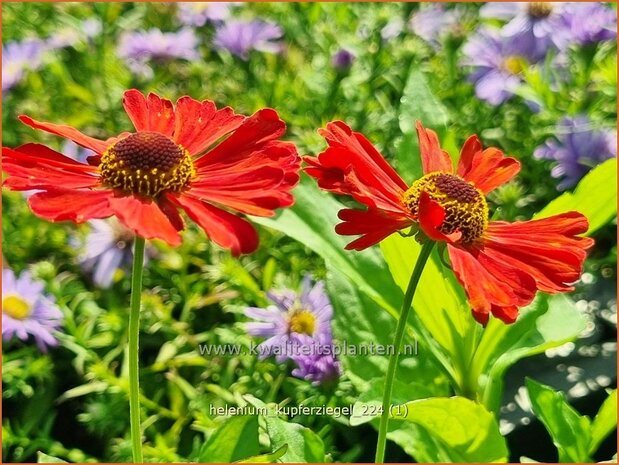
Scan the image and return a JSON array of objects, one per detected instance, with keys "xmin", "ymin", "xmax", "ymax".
[
  {"xmin": 402, "ymin": 172, "xmax": 489, "ymax": 244},
  {"xmin": 502, "ymin": 55, "xmax": 524, "ymax": 75},
  {"xmin": 288, "ymin": 309, "xmax": 317, "ymax": 336},
  {"xmin": 99, "ymin": 132, "xmax": 195, "ymax": 198},
  {"xmin": 3, "ymin": 295, "xmax": 32, "ymax": 320},
  {"xmin": 528, "ymin": 2, "xmax": 553, "ymax": 18}
]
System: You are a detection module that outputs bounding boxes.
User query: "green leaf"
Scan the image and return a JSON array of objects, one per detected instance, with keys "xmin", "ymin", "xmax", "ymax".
[
  {"xmin": 535, "ymin": 158, "xmax": 617, "ymax": 235},
  {"xmin": 391, "ymin": 396, "xmax": 508, "ymax": 463},
  {"xmin": 589, "ymin": 390, "xmax": 617, "ymax": 455},
  {"xmin": 243, "ymin": 396, "xmax": 325, "ymax": 463},
  {"xmin": 198, "ymin": 416, "xmax": 260, "ymax": 463},
  {"xmin": 525, "ymin": 378, "xmax": 592, "ymax": 462},
  {"xmin": 235, "ymin": 445, "xmax": 288, "ymax": 463},
  {"xmin": 395, "ymin": 68, "xmax": 450, "ymax": 183},
  {"xmin": 470, "ymin": 294, "xmax": 586, "ymax": 411},
  {"xmin": 37, "ymin": 452, "xmax": 68, "ymax": 463}
]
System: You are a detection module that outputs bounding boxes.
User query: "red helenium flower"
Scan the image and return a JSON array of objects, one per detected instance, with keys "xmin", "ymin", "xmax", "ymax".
[
  {"xmin": 2, "ymin": 89, "xmax": 300, "ymax": 255},
  {"xmin": 305, "ymin": 121, "xmax": 594, "ymax": 325}
]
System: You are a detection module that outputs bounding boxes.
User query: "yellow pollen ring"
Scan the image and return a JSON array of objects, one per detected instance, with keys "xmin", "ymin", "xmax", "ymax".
[
  {"xmin": 502, "ymin": 55, "xmax": 524, "ymax": 75},
  {"xmin": 402, "ymin": 172, "xmax": 489, "ymax": 244},
  {"xmin": 288, "ymin": 309, "xmax": 317, "ymax": 336},
  {"xmin": 3, "ymin": 295, "xmax": 32, "ymax": 320}
]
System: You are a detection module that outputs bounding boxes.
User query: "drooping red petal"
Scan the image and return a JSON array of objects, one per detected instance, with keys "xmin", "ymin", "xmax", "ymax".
[
  {"xmin": 28, "ymin": 189, "xmax": 115, "ymax": 223},
  {"xmin": 108, "ymin": 194, "xmax": 181, "ymax": 246},
  {"xmin": 483, "ymin": 212, "xmax": 593, "ymax": 293},
  {"xmin": 458, "ymin": 146, "xmax": 520, "ymax": 194},
  {"xmin": 448, "ymin": 245, "xmax": 537, "ymax": 324},
  {"xmin": 335, "ymin": 208, "xmax": 412, "ymax": 251},
  {"xmin": 122, "ymin": 89, "xmax": 175, "ymax": 136},
  {"xmin": 173, "ymin": 96, "xmax": 245, "ymax": 155},
  {"xmin": 18, "ymin": 115, "xmax": 110, "ymax": 154},
  {"xmin": 417, "ymin": 191, "xmax": 462, "ymax": 243},
  {"xmin": 304, "ymin": 121, "xmax": 408, "ymax": 214},
  {"xmin": 415, "ymin": 121, "xmax": 453, "ymax": 175},
  {"xmin": 167, "ymin": 193, "xmax": 259, "ymax": 256}
]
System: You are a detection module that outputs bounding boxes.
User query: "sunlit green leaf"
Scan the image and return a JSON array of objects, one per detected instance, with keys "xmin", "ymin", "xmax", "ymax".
[
  {"xmin": 198, "ymin": 416, "xmax": 260, "ymax": 463},
  {"xmin": 589, "ymin": 389, "xmax": 617, "ymax": 455}
]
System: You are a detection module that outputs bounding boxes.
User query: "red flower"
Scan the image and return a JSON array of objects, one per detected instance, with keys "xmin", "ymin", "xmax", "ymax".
[
  {"xmin": 305, "ymin": 121, "xmax": 594, "ymax": 325},
  {"xmin": 3, "ymin": 90, "xmax": 300, "ymax": 255}
]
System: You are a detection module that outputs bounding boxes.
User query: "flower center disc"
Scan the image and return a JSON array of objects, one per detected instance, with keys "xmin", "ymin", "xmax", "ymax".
[
  {"xmin": 99, "ymin": 132, "xmax": 195, "ymax": 198},
  {"xmin": 3, "ymin": 295, "xmax": 32, "ymax": 320},
  {"xmin": 528, "ymin": 2, "xmax": 553, "ymax": 18},
  {"xmin": 402, "ymin": 173, "xmax": 489, "ymax": 244},
  {"xmin": 289, "ymin": 309, "xmax": 316, "ymax": 336}
]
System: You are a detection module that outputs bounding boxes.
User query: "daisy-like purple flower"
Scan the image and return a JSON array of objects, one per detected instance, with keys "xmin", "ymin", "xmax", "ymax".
[
  {"xmin": 176, "ymin": 2, "xmax": 231, "ymax": 27},
  {"xmin": 2, "ymin": 268, "xmax": 63, "ymax": 352},
  {"xmin": 118, "ymin": 28, "xmax": 199, "ymax": 78},
  {"xmin": 214, "ymin": 20, "xmax": 283, "ymax": 60},
  {"xmin": 77, "ymin": 218, "xmax": 147, "ymax": 288},
  {"xmin": 331, "ymin": 48, "xmax": 356, "ymax": 72},
  {"xmin": 556, "ymin": 3, "xmax": 617, "ymax": 47},
  {"xmin": 291, "ymin": 334, "xmax": 342, "ymax": 386},
  {"xmin": 534, "ymin": 116, "xmax": 617, "ymax": 190},
  {"xmin": 461, "ymin": 27, "xmax": 529, "ymax": 106},
  {"xmin": 2, "ymin": 39, "xmax": 46, "ymax": 92},
  {"xmin": 245, "ymin": 277, "xmax": 334, "ymax": 363},
  {"xmin": 409, "ymin": 4, "xmax": 463, "ymax": 48},
  {"xmin": 479, "ymin": 2, "xmax": 565, "ymax": 62},
  {"xmin": 46, "ymin": 18, "xmax": 102, "ymax": 50}
]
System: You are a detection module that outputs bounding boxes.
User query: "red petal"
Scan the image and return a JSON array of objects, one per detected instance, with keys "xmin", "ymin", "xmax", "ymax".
[
  {"xmin": 173, "ymin": 96, "xmax": 245, "ymax": 155},
  {"xmin": 491, "ymin": 305, "xmax": 519, "ymax": 324},
  {"xmin": 28, "ymin": 189, "xmax": 114, "ymax": 223},
  {"xmin": 335, "ymin": 208, "xmax": 411, "ymax": 251},
  {"xmin": 18, "ymin": 115, "xmax": 110, "ymax": 154},
  {"xmin": 418, "ymin": 191, "xmax": 461, "ymax": 243},
  {"xmin": 305, "ymin": 121, "xmax": 408, "ymax": 213},
  {"xmin": 122, "ymin": 89, "xmax": 175, "ymax": 136},
  {"xmin": 167, "ymin": 194, "xmax": 259, "ymax": 256},
  {"xmin": 108, "ymin": 195, "xmax": 181, "ymax": 246},
  {"xmin": 459, "ymin": 146, "xmax": 520, "ymax": 194},
  {"xmin": 415, "ymin": 121, "xmax": 453, "ymax": 174},
  {"xmin": 455, "ymin": 134, "xmax": 482, "ymax": 178}
]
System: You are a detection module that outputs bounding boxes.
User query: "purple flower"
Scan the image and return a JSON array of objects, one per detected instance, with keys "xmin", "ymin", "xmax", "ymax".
[
  {"xmin": 245, "ymin": 276, "xmax": 334, "ymax": 363},
  {"xmin": 2, "ymin": 268, "xmax": 63, "ymax": 352},
  {"xmin": 479, "ymin": 2, "xmax": 566, "ymax": 62},
  {"xmin": 409, "ymin": 4, "xmax": 463, "ymax": 47},
  {"xmin": 534, "ymin": 116, "xmax": 617, "ymax": 190},
  {"xmin": 214, "ymin": 20, "xmax": 283, "ymax": 60},
  {"xmin": 2, "ymin": 39, "xmax": 46, "ymax": 92},
  {"xmin": 291, "ymin": 334, "xmax": 342, "ymax": 386},
  {"xmin": 118, "ymin": 28, "xmax": 199, "ymax": 78},
  {"xmin": 555, "ymin": 3, "xmax": 617, "ymax": 47},
  {"xmin": 381, "ymin": 18, "xmax": 404, "ymax": 42},
  {"xmin": 176, "ymin": 2, "xmax": 231, "ymax": 27},
  {"xmin": 461, "ymin": 27, "xmax": 528, "ymax": 106},
  {"xmin": 46, "ymin": 18, "xmax": 102, "ymax": 50},
  {"xmin": 331, "ymin": 48, "xmax": 356, "ymax": 72},
  {"xmin": 77, "ymin": 219, "xmax": 146, "ymax": 288}
]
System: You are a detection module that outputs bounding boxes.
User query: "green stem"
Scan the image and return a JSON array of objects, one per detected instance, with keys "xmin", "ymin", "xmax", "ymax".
[
  {"xmin": 129, "ymin": 236, "xmax": 146, "ymax": 463},
  {"xmin": 375, "ymin": 241, "xmax": 434, "ymax": 463}
]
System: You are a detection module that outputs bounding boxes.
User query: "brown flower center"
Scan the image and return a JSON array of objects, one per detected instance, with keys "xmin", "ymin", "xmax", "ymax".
[
  {"xmin": 528, "ymin": 2, "xmax": 553, "ymax": 18},
  {"xmin": 402, "ymin": 172, "xmax": 488, "ymax": 244},
  {"xmin": 99, "ymin": 132, "xmax": 195, "ymax": 197}
]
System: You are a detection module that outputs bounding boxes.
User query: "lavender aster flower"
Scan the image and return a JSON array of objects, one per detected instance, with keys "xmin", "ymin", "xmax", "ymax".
[
  {"xmin": 2, "ymin": 39, "xmax": 46, "ymax": 92},
  {"xmin": 245, "ymin": 276, "xmax": 334, "ymax": 362},
  {"xmin": 177, "ymin": 2, "xmax": 231, "ymax": 27},
  {"xmin": 214, "ymin": 20, "xmax": 283, "ymax": 60},
  {"xmin": 381, "ymin": 18, "xmax": 404, "ymax": 42},
  {"xmin": 118, "ymin": 28, "xmax": 199, "ymax": 78},
  {"xmin": 556, "ymin": 3, "xmax": 617, "ymax": 47},
  {"xmin": 77, "ymin": 218, "xmax": 145, "ymax": 288},
  {"xmin": 480, "ymin": 2, "xmax": 566, "ymax": 62},
  {"xmin": 2, "ymin": 268, "xmax": 63, "ymax": 352},
  {"xmin": 331, "ymin": 48, "xmax": 356, "ymax": 72},
  {"xmin": 461, "ymin": 27, "xmax": 529, "ymax": 106},
  {"xmin": 46, "ymin": 19, "xmax": 102, "ymax": 50},
  {"xmin": 534, "ymin": 116, "xmax": 617, "ymax": 190},
  {"xmin": 409, "ymin": 4, "xmax": 463, "ymax": 48}
]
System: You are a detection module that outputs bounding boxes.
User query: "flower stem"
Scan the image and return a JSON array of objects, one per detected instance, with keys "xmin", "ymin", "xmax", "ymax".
[
  {"xmin": 375, "ymin": 240, "xmax": 435, "ymax": 463},
  {"xmin": 129, "ymin": 236, "xmax": 145, "ymax": 463}
]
